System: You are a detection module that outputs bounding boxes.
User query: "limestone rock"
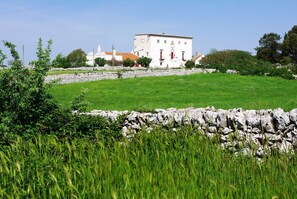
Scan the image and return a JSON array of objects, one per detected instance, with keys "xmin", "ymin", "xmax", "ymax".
[{"xmin": 272, "ymin": 108, "xmax": 290, "ymax": 131}]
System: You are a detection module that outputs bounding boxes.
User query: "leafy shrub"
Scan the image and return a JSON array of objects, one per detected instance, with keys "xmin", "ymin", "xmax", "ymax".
[
  {"xmin": 137, "ymin": 57, "xmax": 152, "ymax": 68},
  {"xmin": 123, "ymin": 58, "xmax": 135, "ymax": 67},
  {"xmin": 0, "ymin": 39, "xmax": 123, "ymax": 138},
  {"xmin": 95, "ymin": 57, "xmax": 107, "ymax": 67},
  {"xmin": 200, "ymin": 49, "xmax": 293, "ymax": 79},
  {"xmin": 52, "ymin": 53, "xmax": 71, "ymax": 68},
  {"xmin": 107, "ymin": 58, "xmax": 123, "ymax": 66},
  {"xmin": 185, "ymin": 60, "xmax": 195, "ymax": 69},
  {"xmin": 0, "ymin": 39, "xmax": 63, "ymax": 134},
  {"xmin": 71, "ymin": 88, "xmax": 89, "ymax": 112}
]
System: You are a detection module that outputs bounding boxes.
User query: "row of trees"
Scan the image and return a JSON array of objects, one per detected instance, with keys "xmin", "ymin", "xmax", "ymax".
[
  {"xmin": 52, "ymin": 49, "xmax": 87, "ymax": 68},
  {"xmin": 183, "ymin": 25, "xmax": 296, "ymax": 79},
  {"xmin": 52, "ymin": 49, "xmax": 152, "ymax": 68},
  {"xmin": 255, "ymin": 25, "xmax": 297, "ymax": 65}
]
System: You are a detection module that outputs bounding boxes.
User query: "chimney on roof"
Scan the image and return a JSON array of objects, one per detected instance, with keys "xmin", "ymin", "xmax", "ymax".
[
  {"xmin": 97, "ymin": 45, "xmax": 101, "ymax": 54},
  {"xmin": 112, "ymin": 45, "xmax": 116, "ymax": 58}
]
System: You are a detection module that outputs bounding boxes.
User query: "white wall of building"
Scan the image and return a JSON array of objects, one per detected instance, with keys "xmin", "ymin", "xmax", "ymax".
[
  {"xmin": 134, "ymin": 34, "xmax": 193, "ymax": 68},
  {"xmin": 86, "ymin": 46, "xmax": 121, "ymax": 66}
]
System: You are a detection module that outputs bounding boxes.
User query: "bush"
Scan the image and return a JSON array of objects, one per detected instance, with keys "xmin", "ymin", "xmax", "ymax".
[
  {"xmin": 185, "ymin": 60, "xmax": 195, "ymax": 69},
  {"xmin": 0, "ymin": 39, "xmax": 64, "ymax": 134},
  {"xmin": 95, "ymin": 57, "xmax": 107, "ymax": 67},
  {"xmin": 137, "ymin": 57, "xmax": 152, "ymax": 68},
  {"xmin": 123, "ymin": 58, "xmax": 135, "ymax": 67},
  {"xmin": 200, "ymin": 49, "xmax": 294, "ymax": 79},
  {"xmin": 107, "ymin": 58, "xmax": 123, "ymax": 66},
  {"xmin": 52, "ymin": 53, "xmax": 71, "ymax": 68},
  {"xmin": 0, "ymin": 39, "xmax": 123, "ymax": 138}
]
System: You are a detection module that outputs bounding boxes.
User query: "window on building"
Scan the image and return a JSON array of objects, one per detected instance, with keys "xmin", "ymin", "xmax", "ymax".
[
  {"xmin": 184, "ymin": 41, "xmax": 187, "ymax": 45},
  {"xmin": 182, "ymin": 51, "xmax": 185, "ymax": 61},
  {"xmin": 171, "ymin": 41, "xmax": 174, "ymax": 45},
  {"xmin": 137, "ymin": 52, "xmax": 139, "ymax": 56},
  {"xmin": 171, "ymin": 51, "xmax": 174, "ymax": 60},
  {"xmin": 164, "ymin": 40, "xmax": 167, "ymax": 44},
  {"xmin": 147, "ymin": 52, "xmax": 149, "ymax": 56},
  {"xmin": 157, "ymin": 39, "xmax": 160, "ymax": 43},
  {"xmin": 160, "ymin": 49, "xmax": 163, "ymax": 65},
  {"xmin": 178, "ymin": 41, "xmax": 181, "ymax": 44}
]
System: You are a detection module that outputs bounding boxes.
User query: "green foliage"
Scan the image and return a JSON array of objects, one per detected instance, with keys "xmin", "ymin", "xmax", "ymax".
[
  {"xmin": 123, "ymin": 58, "xmax": 135, "ymax": 67},
  {"xmin": 107, "ymin": 58, "xmax": 123, "ymax": 66},
  {"xmin": 137, "ymin": 57, "xmax": 152, "ymax": 68},
  {"xmin": 0, "ymin": 39, "xmax": 64, "ymax": 134},
  {"xmin": 185, "ymin": 60, "xmax": 195, "ymax": 69},
  {"xmin": 200, "ymin": 49, "xmax": 293, "ymax": 79},
  {"xmin": 66, "ymin": 49, "xmax": 87, "ymax": 67},
  {"xmin": 0, "ymin": 130, "xmax": 296, "ymax": 198},
  {"xmin": 52, "ymin": 53, "xmax": 71, "ymax": 68},
  {"xmin": 0, "ymin": 40, "xmax": 116, "ymax": 136},
  {"xmin": 70, "ymin": 88, "xmax": 89, "ymax": 112},
  {"xmin": 255, "ymin": 33, "xmax": 282, "ymax": 63},
  {"xmin": 94, "ymin": 57, "xmax": 107, "ymax": 67},
  {"xmin": 0, "ymin": 49, "xmax": 7, "ymax": 66},
  {"xmin": 282, "ymin": 25, "xmax": 297, "ymax": 65}
]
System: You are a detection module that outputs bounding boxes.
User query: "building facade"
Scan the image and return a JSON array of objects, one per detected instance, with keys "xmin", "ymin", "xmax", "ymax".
[{"xmin": 134, "ymin": 34, "xmax": 193, "ymax": 68}]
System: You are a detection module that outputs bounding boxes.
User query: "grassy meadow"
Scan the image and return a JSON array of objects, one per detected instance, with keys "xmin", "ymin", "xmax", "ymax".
[
  {"xmin": 1, "ymin": 130, "xmax": 297, "ymax": 198},
  {"xmin": 1, "ymin": 73, "xmax": 297, "ymax": 197},
  {"xmin": 50, "ymin": 73, "xmax": 297, "ymax": 111}
]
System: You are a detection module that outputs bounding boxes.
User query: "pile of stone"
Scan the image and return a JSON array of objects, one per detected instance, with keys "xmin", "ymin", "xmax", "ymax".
[
  {"xmin": 45, "ymin": 68, "xmax": 217, "ymax": 84},
  {"xmin": 83, "ymin": 107, "xmax": 297, "ymax": 157}
]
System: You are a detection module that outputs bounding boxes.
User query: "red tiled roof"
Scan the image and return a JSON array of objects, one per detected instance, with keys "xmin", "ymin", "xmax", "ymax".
[
  {"xmin": 192, "ymin": 54, "xmax": 203, "ymax": 62},
  {"xmin": 105, "ymin": 52, "xmax": 139, "ymax": 61}
]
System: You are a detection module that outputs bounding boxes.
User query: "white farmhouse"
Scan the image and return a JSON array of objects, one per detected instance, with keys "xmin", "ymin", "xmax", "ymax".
[
  {"xmin": 86, "ymin": 45, "xmax": 138, "ymax": 66},
  {"xmin": 134, "ymin": 33, "xmax": 193, "ymax": 68}
]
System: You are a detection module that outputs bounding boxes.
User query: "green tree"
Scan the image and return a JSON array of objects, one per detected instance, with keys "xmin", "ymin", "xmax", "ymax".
[
  {"xmin": 255, "ymin": 33, "xmax": 282, "ymax": 63},
  {"xmin": 0, "ymin": 49, "xmax": 7, "ymax": 66},
  {"xmin": 282, "ymin": 25, "xmax": 297, "ymax": 65},
  {"xmin": 67, "ymin": 49, "xmax": 87, "ymax": 67},
  {"xmin": 94, "ymin": 57, "xmax": 107, "ymax": 67},
  {"xmin": 137, "ymin": 57, "xmax": 152, "ymax": 68},
  {"xmin": 185, "ymin": 60, "xmax": 195, "ymax": 69},
  {"xmin": 123, "ymin": 58, "xmax": 135, "ymax": 67},
  {"xmin": 52, "ymin": 53, "xmax": 71, "ymax": 68},
  {"xmin": 0, "ymin": 39, "xmax": 64, "ymax": 133}
]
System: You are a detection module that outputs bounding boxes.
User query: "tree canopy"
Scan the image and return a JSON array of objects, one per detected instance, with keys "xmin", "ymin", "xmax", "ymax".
[
  {"xmin": 255, "ymin": 33, "xmax": 281, "ymax": 63},
  {"xmin": 255, "ymin": 25, "xmax": 297, "ymax": 66},
  {"xmin": 282, "ymin": 25, "xmax": 297, "ymax": 65},
  {"xmin": 52, "ymin": 53, "xmax": 71, "ymax": 68},
  {"xmin": 66, "ymin": 49, "xmax": 87, "ymax": 67}
]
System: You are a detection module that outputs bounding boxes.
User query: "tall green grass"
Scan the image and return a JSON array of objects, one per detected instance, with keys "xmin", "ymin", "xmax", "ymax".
[
  {"xmin": 1, "ymin": 130, "xmax": 296, "ymax": 198},
  {"xmin": 50, "ymin": 73, "xmax": 297, "ymax": 111}
]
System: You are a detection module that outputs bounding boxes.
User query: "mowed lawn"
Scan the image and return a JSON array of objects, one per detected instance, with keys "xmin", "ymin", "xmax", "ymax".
[{"xmin": 50, "ymin": 73, "xmax": 297, "ymax": 111}]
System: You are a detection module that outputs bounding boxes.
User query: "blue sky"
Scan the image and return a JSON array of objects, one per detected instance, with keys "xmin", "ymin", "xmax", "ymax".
[{"xmin": 0, "ymin": 0, "xmax": 296, "ymax": 65}]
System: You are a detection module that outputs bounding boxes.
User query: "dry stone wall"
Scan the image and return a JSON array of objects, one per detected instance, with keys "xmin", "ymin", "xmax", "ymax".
[
  {"xmin": 82, "ymin": 107, "xmax": 297, "ymax": 157},
  {"xmin": 45, "ymin": 68, "xmax": 217, "ymax": 84}
]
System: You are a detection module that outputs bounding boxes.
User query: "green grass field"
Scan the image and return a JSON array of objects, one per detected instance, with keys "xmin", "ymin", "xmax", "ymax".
[
  {"xmin": 2, "ymin": 73, "xmax": 297, "ymax": 197},
  {"xmin": 1, "ymin": 130, "xmax": 296, "ymax": 198},
  {"xmin": 50, "ymin": 73, "xmax": 297, "ymax": 111}
]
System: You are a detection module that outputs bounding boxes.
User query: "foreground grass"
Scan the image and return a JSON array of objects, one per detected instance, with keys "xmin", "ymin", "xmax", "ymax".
[
  {"xmin": 50, "ymin": 73, "xmax": 297, "ymax": 111},
  {"xmin": 0, "ymin": 130, "xmax": 296, "ymax": 198}
]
